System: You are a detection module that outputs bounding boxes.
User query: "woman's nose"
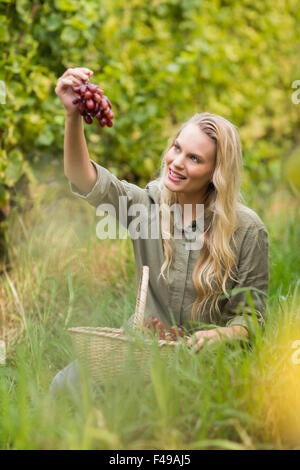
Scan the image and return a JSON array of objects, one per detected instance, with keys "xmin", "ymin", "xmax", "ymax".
[{"xmin": 173, "ymin": 153, "xmax": 185, "ymax": 168}]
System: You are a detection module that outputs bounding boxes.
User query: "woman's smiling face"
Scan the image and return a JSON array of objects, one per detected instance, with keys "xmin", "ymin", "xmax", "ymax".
[{"xmin": 163, "ymin": 123, "xmax": 216, "ymax": 203}]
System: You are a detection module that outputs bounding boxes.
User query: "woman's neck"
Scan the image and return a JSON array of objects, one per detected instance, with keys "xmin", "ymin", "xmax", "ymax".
[
  {"xmin": 178, "ymin": 197, "xmax": 204, "ymax": 226},
  {"xmin": 176, "ymin": 185, "xmax": 215, "ymax": 226},
  {"xmin": 177, "ymin": 192, "xmax": 206, "ymax": 223}
]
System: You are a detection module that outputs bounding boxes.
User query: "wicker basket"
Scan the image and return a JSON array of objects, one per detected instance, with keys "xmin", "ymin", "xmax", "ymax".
[{"xmin": 68, "ymin": 266, "xmax": 185, "ymax": 383}]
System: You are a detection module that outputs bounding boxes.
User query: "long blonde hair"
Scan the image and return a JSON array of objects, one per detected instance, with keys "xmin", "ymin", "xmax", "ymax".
[{"xmin": 157, "ymin": 112, "xmax": 244, "ymax": 322}]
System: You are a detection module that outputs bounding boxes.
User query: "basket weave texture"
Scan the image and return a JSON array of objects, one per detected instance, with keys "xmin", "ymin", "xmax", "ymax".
[{"xmin": 68, "ymin": 266, "xmax": 182, "ymax": 383}]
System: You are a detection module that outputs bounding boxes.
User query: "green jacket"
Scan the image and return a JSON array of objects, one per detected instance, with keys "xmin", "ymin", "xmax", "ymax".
[{"xmin": 69, "ymin": 159, "xmax": 269, "ymax": 339}]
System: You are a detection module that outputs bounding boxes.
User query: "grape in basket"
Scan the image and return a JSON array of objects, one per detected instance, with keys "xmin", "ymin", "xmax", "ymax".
[{"xmin": 144, "ymin": 316, "xmax": 185, "ymax": 342}]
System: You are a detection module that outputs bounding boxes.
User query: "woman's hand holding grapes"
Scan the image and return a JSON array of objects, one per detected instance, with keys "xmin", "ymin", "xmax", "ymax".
[{"xmin": 55, "ymin": 67, "xmax": 93, "ymax": 116}]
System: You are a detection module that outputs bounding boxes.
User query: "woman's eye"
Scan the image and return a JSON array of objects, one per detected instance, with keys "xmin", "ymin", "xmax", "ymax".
[
  {"xmin": 174, "ymin": 144, "xmax": 180, "ymax": 151},
  {"xmin": 190, "ymin": 155, "xmax": 198, "ymax": 162}
]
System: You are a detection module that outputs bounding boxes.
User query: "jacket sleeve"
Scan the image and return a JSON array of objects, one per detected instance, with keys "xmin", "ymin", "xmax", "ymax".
[
  {"xmin": 68, "ymin": 159, "xmax": 147, "ymax": 229},
  {"xmin": 223, "ymin": 225, "xmax": 269, "ymax": 339}
]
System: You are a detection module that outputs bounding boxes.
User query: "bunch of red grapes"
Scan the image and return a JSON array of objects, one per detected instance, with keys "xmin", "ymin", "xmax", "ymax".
[
  {"xmin": 72, "ymin": 82, "xmax": 114, "ymax": 127},
  {"xmin": 144, "ymin": 316, "xmax": 185, "ymax": 341}
]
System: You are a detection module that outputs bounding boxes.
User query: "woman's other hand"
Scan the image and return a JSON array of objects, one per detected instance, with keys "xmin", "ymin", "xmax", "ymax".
[{"xmin": 186, "ymin": 325, "xmax": 249, "ymax": 353}]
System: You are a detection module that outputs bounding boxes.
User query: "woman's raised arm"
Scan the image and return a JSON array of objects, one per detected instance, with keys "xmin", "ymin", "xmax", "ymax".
[{"xmin": 55, "ymin": 67, "xmax": 97, "ymax": 195}]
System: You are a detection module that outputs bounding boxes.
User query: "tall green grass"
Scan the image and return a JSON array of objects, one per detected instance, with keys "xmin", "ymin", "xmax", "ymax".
[{"xmin": 0, "ymin": 174, "xmax": 299, "ymax": 449}]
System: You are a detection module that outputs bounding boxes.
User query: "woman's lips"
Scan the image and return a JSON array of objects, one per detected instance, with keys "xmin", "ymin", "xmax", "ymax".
[{"xmin": 168, "ymin": 169, "xmax": 187, "ymax": 182}]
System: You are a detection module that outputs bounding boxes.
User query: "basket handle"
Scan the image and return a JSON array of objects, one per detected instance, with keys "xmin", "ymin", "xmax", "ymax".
[{"xmin": 132, "ymin": 265, "xmax": 149, "ymax": 331}]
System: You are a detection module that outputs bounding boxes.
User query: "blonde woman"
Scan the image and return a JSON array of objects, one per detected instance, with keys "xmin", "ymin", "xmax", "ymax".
[{"xmin": 50, "ymin": 67, "xmax": 269, "ymax": 395}]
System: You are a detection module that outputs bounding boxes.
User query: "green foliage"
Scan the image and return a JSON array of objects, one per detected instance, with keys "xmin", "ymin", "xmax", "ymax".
[
  {"xmin": 1, "ymin": 0, "xmax": 300, "ymax": 256},
  {"xmin": 284, "ymin": 146, "xmax": 300, "ymax": 195}
]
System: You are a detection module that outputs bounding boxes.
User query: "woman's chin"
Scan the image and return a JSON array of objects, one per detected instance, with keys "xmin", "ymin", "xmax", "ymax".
[
  {"xmin": 163, "ymin": 175, "xmax": 179, "ymax": 192},
  {"xmin": 163, "ymin": 178, "xmax": 176, "ymax": 192}
]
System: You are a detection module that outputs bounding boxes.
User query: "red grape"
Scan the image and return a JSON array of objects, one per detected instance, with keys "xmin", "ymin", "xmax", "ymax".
[
  {"xmin": 86, "ymin": 99, "xmax": 95, "ymax": 109},
  {"xmin": 169, "ymin": 326, "xmax": 184, "ymax": 341},
  {"xmin": 78, "ymin": 102, "xmax": 85, "ymax": 113},
  {"xmin": 159, "ymin": 330, "xmax": 166, "ymax": 340},
  {"xmin": 71, "ymin": 82, "xmax": 114, "ymax": 128},
  {"xmin": 100, "ymin": 99, "xmax": 108, "ymax": 109},
  {"xmin": 83, "ymin": 113, "xmax": 93, "ymax": 124},
  {"xmin": 87, "ymin": 84, "xmax": 98, "ymax": 93},
  {"xmin": 143, "ymin": 316, "xmax": 185, "ymax": 342},
  {"xmin": 93, "ymin": 93, "xmax": 101, "ymax": 102}
]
